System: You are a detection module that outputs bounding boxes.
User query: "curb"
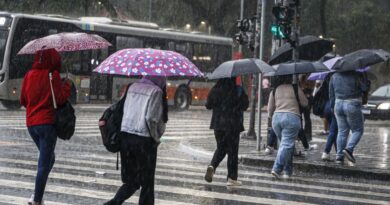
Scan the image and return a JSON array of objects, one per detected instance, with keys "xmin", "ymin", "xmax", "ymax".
[{"xmin": 240, "ymin": 155, "xmax": 390, "ymax": 181}]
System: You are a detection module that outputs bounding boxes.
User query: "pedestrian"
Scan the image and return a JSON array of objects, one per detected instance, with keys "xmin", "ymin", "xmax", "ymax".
[
  {"xmin": 268, "ymin": 75, "xmax": 308, "ymax": 179},
  {"xmin": 20, "ymin": 48, "xmax": 71, "ymax": 205},
  {"xmin": 204, "ymin": 77, "xmax": 249, "ymax": 186},
  {"xmin": 299, "ymin": 74, "xmax": 315, "ymax": 142},
  {"xmin": 320, "ymin": 74, "xmax": 338, "ymax": 161},
  {"xmin": 104, "ymin": 75, "xmax": 168, "ymax": 205},
  {"xmin": 329, "ymin": 71, "xmax": 368, "ymax": 164},
  {"xmin": 313, "ymin": 80, "xmax": 329, "ymax": 135}
]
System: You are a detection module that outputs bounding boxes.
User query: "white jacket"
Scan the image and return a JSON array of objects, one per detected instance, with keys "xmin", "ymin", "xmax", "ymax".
[{"xmin": 121, "ymin": 79, "xmax": 166, "ymax": 143}]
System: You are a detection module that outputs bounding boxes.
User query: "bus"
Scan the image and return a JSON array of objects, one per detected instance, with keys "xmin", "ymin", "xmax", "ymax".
[{"xmin": 0, "ymin": 12, "xmax": 233, "ymax": 109}]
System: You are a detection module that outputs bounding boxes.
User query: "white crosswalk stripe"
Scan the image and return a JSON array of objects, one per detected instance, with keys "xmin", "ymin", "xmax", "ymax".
[{"xmin": 0, "ymin": 110, "xmax": 389, "ymax": 205}]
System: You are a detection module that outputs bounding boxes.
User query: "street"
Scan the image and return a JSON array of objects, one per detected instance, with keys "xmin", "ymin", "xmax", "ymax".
[{"xmin": 0, "ymin": 106, "xmax": 389, "ymax": 205}]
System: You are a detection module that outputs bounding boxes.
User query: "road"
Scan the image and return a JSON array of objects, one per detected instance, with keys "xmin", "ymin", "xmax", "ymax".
[{"xmin": 0, "ymin": 107, "xmax": 389, "ymax": 205}]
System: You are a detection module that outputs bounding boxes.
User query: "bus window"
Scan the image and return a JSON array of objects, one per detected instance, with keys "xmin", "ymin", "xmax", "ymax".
[
  {"xmin": 193, "ymin": 43, "xmax": 214, "ymax": 73},
  {"xmin": 0, "ymin": 29, "xmax": 8, "ymax": 69},
  {"xmin": 116, "ymin": 36, "xmax": 143, "ymax": 50},
  {"xmin": 144, "ymin": 38, "xmax": 167, "ymax": 50},
  {"xmin": 174, "ymin": 42, "xmax": 192, "ymax": 59}
]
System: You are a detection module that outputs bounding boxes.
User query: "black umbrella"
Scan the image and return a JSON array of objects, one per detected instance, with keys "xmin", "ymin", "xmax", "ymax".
[
  {"xmin": 207, "ymin": 58, "xmax": 274, "ymax": 80},
  {"xmin": 333, "ymin": 49, "xmax": 390, "ymax": 72},
  {"xmin": 269, "ymin": 35, "xmax": 334, "ymax": 65},
  {"xmin": 264, "ymin": 61, "xmax": 329, "ymax": 77}
]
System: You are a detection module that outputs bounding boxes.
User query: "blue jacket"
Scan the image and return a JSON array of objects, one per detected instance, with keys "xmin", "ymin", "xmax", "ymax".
[{"xmin": 329, "ymin": 71, "xmax": 364, "ymax": 108}]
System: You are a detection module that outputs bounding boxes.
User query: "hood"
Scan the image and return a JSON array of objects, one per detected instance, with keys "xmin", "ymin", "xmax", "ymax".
[
  {"xmin": 31, "ymin": 48, "xmax": 61, "ymax": 72},
  {"xmin": 141, "ymin": 75, "xmax": 167, "ymax": 90}
]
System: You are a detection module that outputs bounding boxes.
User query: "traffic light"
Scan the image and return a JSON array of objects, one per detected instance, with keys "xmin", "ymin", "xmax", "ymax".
[
  {"xmin": 271, "ymin": 5, "xmax": 293, "ymax": 40},
  {"xmin": 233, "ymin": 17, "xmax": 256, "ymax": 51}
]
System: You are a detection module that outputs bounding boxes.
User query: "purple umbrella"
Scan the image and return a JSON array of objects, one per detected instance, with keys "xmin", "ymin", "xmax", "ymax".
[
  {"xmin": 93, "ymin": 48, "xmax": 204, "ymax": 77},
  {"xmin": 308, "ymin": 57, "xmax": 369, "ymax": 81}
]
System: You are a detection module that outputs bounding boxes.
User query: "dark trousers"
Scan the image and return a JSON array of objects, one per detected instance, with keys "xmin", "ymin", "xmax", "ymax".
[
  {"xmin": 267, "ymin": 127, "xmax": 278, "ymax": 149},
  {"xmin": 210, "ymin": 130, "xmax": 240, "ymax": 180},
  {"xmin": 28, "ymin": 124, "xmax": 57, "ymax": 203},
  {"xmin": 302, "ymin": 106, "xmax": 312, "ymax": 142},
  {"xmin": 108, "ymin": 133, "xmax": 157, "ymax": 205}
]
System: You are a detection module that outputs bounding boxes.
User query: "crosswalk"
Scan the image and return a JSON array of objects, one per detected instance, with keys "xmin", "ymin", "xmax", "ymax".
[{"xmin": 0, "ymin": 109, "xmax": 389, "ymax": 204}]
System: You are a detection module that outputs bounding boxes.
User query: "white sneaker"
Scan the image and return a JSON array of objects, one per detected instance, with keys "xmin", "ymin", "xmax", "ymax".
[
  {"xmin": 282, "ymin": 174, "xmax": 291, "ymax": 179},
  {"xmin": 28, "ymin": 194, "xmax": 34, "ymax": 205},
  {"xmin": 321, "ymin": 152, "xmax": 331, "ymax": 161},
  {"xmin": 264, "ymin": 146, "xmax": 274, "ymax": 155},
  {"xmin": 271, "ymin": 170, "xmax": 280, "ymax": 179},
  {"xmin": 227, "ymin": 178, "xmax": 242, "ymax": 186}
]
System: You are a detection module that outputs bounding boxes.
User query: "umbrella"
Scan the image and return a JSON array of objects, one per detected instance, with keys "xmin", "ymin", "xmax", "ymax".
[
  {"xmin": 333, "ymin": 49, "xmax": 390, "ymax": 72},
  {"xmin": 206, "ymin": 58, "xmax": 274, "ymax": 80},
  {"xmin": 17, "ymin": 32, "xmax": 112, "ymax": 55},
  {"xmin": 93, "ymin": 48, "xmax": 203, "ymax": 77},
  {"xmin": 264, "ymin": 61, "xmax": 329, "ymax": 77},
  {"xmin": 269, "ymin": 35, "xmax": 334, "ymax": 65},
  {"xmin": 308, "ymin": 56, "xmax": 373, "ymax": 81}
]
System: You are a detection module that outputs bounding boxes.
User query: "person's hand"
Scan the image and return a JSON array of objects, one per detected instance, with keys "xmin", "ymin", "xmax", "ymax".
[{"xmin": 98, "ymin": 120, "xmax": 106, "ymax": 126}]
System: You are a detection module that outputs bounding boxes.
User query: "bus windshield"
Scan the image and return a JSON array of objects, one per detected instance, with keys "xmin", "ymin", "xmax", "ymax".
[{"xmin": 0, "ymin": 29, "xmax": 8, "ymax": 69}]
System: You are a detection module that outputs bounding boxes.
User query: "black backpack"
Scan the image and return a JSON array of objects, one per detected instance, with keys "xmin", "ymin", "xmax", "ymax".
[
  {"xmin": 99, "ymin": 84, "xmax": 131, "ymax": 153},
  {"xmin": 312, "ymin": 82, "xmax": 328, "ymax": 117}
]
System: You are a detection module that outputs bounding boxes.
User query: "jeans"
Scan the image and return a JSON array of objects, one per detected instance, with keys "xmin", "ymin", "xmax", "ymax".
[
  {"xmin": 334, "ymin": 99, "xmax": 364, "ymax": 160},
  {"xmin": 28, "ymin": 124, "xmax": 57, "ymax": 203},
  {"xmin": 272, "ymin": 112, "xmax": 301, "ymax": 176},
  {"xmin": 210, "ymin": 129, "xmax": 240, "ymax": 180},
  {"xmin": 108, "ymin": 133, "xmax": 157, "ymax": 205},
  {"xmin": 324, "ymin": 101, "xmax": 338, "ymax": 154}
]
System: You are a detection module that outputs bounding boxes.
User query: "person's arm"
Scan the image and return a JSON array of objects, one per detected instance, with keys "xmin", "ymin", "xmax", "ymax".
[
  {"xmin": 205, "ymin": 87, "xmax": 218, "ymax": 110},
  {"xmin": 237, "ymin": 86, "xmax": 249, "ymax": 111},
  {"xmin": 298, "ymin": 86, "xmax": 309, "ymax": 107},
  {"xmin": 145, "ymin": 90, "xmax": 165, "ymax": 143},
  {"xmin": 52, "ymin": 71, "xmax": 71, "ymax": 106},
  {"xmin": 267, "ymin": 89, "xmax": 276, "ymax": 118},
  {"xmin": 20, "ymin": 73, "xmax": 29, "ymax": 107},
  {"xmin": 329, "ymin": 77, "xmax": 335, "ymax": 110}
]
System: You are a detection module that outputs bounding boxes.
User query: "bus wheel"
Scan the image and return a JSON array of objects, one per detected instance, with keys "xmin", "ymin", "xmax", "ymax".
[
  {"xmin": 1, "ymin": 100, "xmax": 21, "ymax": 110},
  {"xmin": 174, "ymin": 86, "xmax": 191, "ymax": 110}
]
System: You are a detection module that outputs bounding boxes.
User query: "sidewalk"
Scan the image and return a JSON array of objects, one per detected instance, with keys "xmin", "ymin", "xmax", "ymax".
[{"xmin": 180, "ymin": 120, "xmax": 390, "ymax": 181}]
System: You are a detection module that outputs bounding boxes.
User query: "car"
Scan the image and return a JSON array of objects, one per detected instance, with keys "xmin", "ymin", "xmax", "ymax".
[{"xmin": 362, "ymin": 84, "xmax": 390, "ymax": 120}]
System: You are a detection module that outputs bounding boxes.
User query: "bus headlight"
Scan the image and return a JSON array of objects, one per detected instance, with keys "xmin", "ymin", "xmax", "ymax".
[{"xmin": 378, "ymin": 103, "xmax": 390, "ymax": 110}]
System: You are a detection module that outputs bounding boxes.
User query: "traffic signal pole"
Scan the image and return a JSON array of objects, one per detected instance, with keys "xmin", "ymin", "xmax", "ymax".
[{"xmin": 246, "ymin": 0, "xmax": 262, "ymax": 140}]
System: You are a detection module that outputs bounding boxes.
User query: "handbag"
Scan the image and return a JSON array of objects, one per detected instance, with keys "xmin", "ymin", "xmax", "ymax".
[{"xmin": 49, "ymin": 72, "xmax": 76, "ymax": 140}]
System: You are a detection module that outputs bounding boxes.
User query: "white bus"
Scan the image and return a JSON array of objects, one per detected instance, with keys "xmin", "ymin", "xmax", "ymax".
[{"xmin": 0, "ymin": 12, "xmax": 233, "ymax": 109}]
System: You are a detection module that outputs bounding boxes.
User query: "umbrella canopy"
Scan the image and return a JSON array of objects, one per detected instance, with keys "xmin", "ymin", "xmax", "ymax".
[
  {"xmin": 264, "ymin": 61, "xmax": 329, "ymax": 77},
  {"xmin": 17, "ymin": 32, "xmax": 112, "ymax": 55},
  {"xmin": 333, "ymin": 49, "xmax": 390, "ymax": 72},
  {"xmin": 269, "ymin": 35, "xmax": 334, "ymax": 65},
  {"xmin": 93, "ymin": 48, "xmax": 203, "ymax": 77},
  {"xmin": 206, "ymin": 58, "xmax": 274, "ymax": 80}
]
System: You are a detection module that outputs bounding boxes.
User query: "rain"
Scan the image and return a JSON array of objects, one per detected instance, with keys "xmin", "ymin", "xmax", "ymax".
[{"xmin": 0, "ymin": 0, "xmax": 390, "ymax": 205}]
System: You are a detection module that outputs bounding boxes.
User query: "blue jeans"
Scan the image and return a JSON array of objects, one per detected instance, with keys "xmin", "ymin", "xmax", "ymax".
[
  {"xmin": 28, "ymin": 124, "xmax": 57, "ymax": 203},
  {"xmin": 323, "ymin": 101, "xmax": 338, "ymax": 154},
  {"xmin": 272, "ymin": 112, "xmax": 301, "ymax": 176},
  {"xmin": 334, "ymin": 99, "xmax": 364, "ymax": 160}
]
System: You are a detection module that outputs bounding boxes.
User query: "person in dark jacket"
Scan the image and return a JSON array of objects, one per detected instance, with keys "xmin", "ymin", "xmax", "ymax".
[
  {"xmin": 20, "ymin": 48, "xmax": 71, "ymax": 205},
  {"xmin": 204, "ymin": 77, "xmax": 249, "ymax": 186}
]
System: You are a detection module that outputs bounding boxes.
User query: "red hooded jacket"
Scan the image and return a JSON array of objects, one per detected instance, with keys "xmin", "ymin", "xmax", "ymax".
[{"xmin": 20, "ymin": 49, "xmax": 71, "ymax": 127}]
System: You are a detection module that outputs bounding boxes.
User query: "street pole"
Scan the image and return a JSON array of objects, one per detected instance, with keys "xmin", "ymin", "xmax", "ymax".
[
  {"xmin": 292, "ymin": 0, "xmax": 300, "ymax": 83},
  {"xmin": 148, "ymin": 0, "xmax": 153, "ymax": 22},
  {"xmin": 256, "ymin": 0, "xmax": 267, "ymax": 151},
  {"xmin": 239, "ymin": 0, "xmax": 244, "ymax": 54},
  {"xmin": 247, "ymin": 0, "xmax": 262, "ymax": 140}
]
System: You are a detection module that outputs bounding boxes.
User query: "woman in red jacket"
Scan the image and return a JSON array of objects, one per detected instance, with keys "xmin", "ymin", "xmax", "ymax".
[{"xmin": 20, "ymin": 48, "xmax": 70, "ymax": 205}]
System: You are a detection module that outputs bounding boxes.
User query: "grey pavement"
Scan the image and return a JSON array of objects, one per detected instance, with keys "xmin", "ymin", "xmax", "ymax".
[
  {"xmin": 0, "ymin": 106, "xmax": 390, "ymax": 204},
  {"xmin": 179, "ymin": 108, "xmax": 390, "ymax": 181}
]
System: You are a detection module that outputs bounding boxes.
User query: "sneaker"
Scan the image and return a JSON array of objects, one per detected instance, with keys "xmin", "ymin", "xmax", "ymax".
[
  {"xmin": 282, "ymin": 174, "xmax": 291, "ymax": 179},
  {"xmin": 321, "ymin": 152, "xmax": 331, "ymax": 161},
  {"xmin": 319, "ymin": 130, "xmax": 329, "ymax": 135},
  {"xmin": 343, "ymin": 149, "xmax": 356, "ymax": 163},
  {"xmin": 264, "ymin": 146, "xmax": 274, "ymax": 155},
  {"xmin": 271, "ymin": 170, "xmax": 280, "ymax": 179},
  {"xmin": 204, "ymin": 165, "xmax": 214, "ymax": 183},
  {"xmin": 227, "ymin": 178, "xmax": 242, "ymax": 186},
  {"xmin": 28, "ymin": 194, "xmax": 34, "ymax": 205},
  {"xmin": 335, "ymin": 159, "xmax": 344, "ymax": 165}
]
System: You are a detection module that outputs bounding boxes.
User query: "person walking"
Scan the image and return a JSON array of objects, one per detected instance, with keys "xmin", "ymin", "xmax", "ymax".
[
  {"xmin": 299, "ymin": 74, "xmax": 315, "ymax": 142},
  {"xmin": 268, "ymin": 75, "xmax": 308, "ymax": 179},
  {"xmin": 20, "ymin": 48, "xmax": 71, "ymax": 205},
  {"xmin": 329, "ymin": 71, "xmax": 367, "ymax": 164},
  {"xmin": 204, "ymin": 77, "xmax": 249, "ymax": 186},
  {"xmin": 104, "ymin": 76, "xmax": 168, "ymax": 205}
]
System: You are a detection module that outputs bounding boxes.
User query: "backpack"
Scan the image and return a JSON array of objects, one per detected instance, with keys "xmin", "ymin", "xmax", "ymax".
[
  {"xmin": 356, "ymin": 72, "xmax": 371, "ymax": 104},
  {"xmin": 312, "ymin": 82, "xmax": 328, "ymax": 117},
  {"xmin": 99, "ymin": 84, "xmax": 131, "ymax": 153}
]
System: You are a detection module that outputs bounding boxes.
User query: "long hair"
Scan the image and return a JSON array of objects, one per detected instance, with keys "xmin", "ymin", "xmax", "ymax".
[{"xmin": 162, "ymin": 86, "xmax": 168, "ymax": 123}]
